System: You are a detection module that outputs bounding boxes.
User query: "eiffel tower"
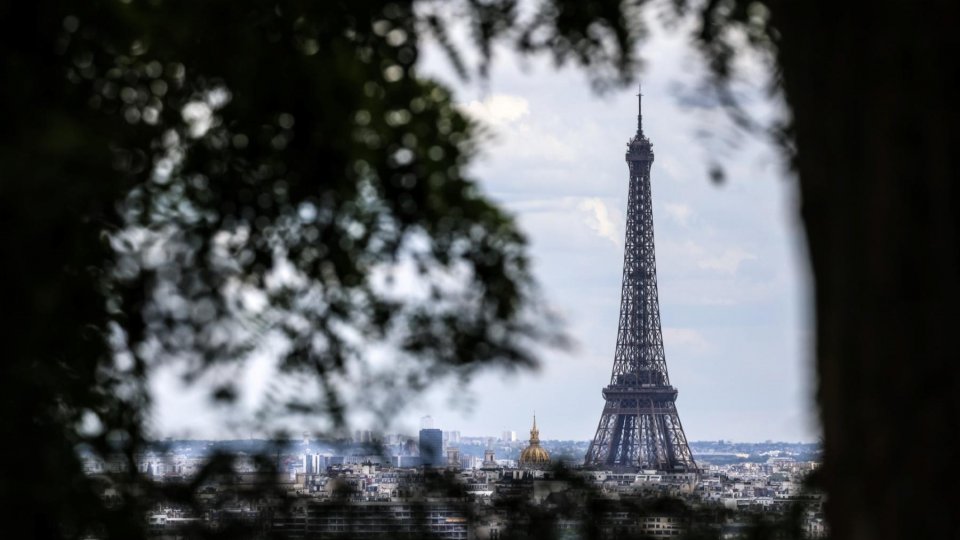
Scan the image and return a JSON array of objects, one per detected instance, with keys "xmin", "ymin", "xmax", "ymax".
[{"xmin": 584, "ymin": 85, "xmax": 697, "ymax": 472}]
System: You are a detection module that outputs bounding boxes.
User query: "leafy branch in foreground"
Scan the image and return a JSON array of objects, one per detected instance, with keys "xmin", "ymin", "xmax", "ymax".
[{"xmin": 2, "ymin": 0, "xmax": 664, "ymax": 537}]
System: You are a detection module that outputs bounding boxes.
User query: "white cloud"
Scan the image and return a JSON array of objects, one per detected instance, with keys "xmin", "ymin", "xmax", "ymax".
[
  {"xmin": 462, "ymin": 94, "xmax": 529, "ymax": 126},
  {"xmin": 662, "ymin": 327, "xmax": 709, "ymax": 352},
  {"xmin": 663, "ymin": 202, "xmax": 693, "ymax": 226},
  {"xmin": 697, "ymin": 248, "xmax": 757, "ymax": 275},
  {"xmin": 459, "ymin": 93, "xmax": 584, "ymax": 164},
  {"xmin": 662, "ymin": 239, "xmax": 756, "ymax": 276},
  {"xmin": 502, "ymin": 196, "xmax": 625, "ymax": 251},
  {"xmin": 578, "ymin": 198, "xmax": 621, "ymax": 246}
]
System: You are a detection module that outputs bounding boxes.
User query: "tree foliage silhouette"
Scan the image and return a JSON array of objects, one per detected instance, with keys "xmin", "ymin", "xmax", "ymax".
[
  {"xmin": 4, "ymin": 0, "xmax": 958, "ymax": 539},
  {"xmin": 0, "ymin": 1, "xmax": 626, "ymax": 537}
]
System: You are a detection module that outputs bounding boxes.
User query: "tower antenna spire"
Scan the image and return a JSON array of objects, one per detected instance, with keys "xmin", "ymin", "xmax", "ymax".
[{"xmin": 637, "ymin": 83, "xmax": 644, "ymax": 136}]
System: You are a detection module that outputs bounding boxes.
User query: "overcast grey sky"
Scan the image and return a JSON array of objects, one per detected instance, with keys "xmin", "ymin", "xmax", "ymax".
[{"xmin": 150, "ymin": 17, "xmax": 818, "ymax": 443}]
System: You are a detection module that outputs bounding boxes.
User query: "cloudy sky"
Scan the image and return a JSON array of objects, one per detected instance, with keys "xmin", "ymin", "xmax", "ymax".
[
  {"xmin": 405, "ymin": 19, "xmax": 817, "ymax": 443},
  {"xmin": 151, "ymin": 16, "xmax": 818, "ymax": 443}
]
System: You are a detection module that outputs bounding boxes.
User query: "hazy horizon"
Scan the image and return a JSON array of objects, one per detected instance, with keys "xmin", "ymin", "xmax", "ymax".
[{"xmin": 140, "ymin": 436, "xmax": 819, "ymax": 444}]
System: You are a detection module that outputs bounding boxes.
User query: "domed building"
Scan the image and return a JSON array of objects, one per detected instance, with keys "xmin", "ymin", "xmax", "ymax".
[{"xmin": 518, "ymin": 414, "xmax": 550, "ymax": 469}]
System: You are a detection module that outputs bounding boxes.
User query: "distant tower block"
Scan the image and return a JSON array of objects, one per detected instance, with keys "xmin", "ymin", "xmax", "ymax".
[
  {"xmin": 483, "ymin": 448, "xmax": 497, "ymax": 468},
  {"xmin": 419, "ymin": 428, "xmax": 443, "ymax": 468},
  {"xmin": 446, "ymin": 447, "xmax": 461, "ymax": 469},
  {"xmin": 584, "ymin": 85, "xmax": 697, "ymax": 473}
]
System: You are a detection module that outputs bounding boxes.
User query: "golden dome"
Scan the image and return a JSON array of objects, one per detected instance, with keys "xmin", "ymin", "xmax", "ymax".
[{"xmin": 518, "ymin": 414, "xmax": 550, "ymax": 468}]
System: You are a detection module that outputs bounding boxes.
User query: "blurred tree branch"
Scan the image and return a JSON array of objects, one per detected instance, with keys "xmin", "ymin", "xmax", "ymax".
[{"xmin": 5, "ymin": 0, "xmax": 959, "ymax": 539}]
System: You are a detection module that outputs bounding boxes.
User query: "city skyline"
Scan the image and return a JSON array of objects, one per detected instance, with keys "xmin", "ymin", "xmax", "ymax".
[{"xmin": 150, "ymin": 18, "xmax": 816, "ymax": 443}]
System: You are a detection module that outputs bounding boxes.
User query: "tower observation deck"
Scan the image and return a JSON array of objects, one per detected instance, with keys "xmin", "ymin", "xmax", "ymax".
[{"xmin": 583, "ymin": 86, "xmax": 697, "ymax": 473}]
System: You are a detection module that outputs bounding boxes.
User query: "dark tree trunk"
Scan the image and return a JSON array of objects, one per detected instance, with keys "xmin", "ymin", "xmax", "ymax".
[{"xmin": 774, "ymin": 2, "xmax": 960, "ymax": 538}]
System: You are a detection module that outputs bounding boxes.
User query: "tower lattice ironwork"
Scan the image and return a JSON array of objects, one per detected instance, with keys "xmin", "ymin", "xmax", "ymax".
[{"xmin": 584, "ymin": 86, "xmax": 697, "ymax": 472}]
